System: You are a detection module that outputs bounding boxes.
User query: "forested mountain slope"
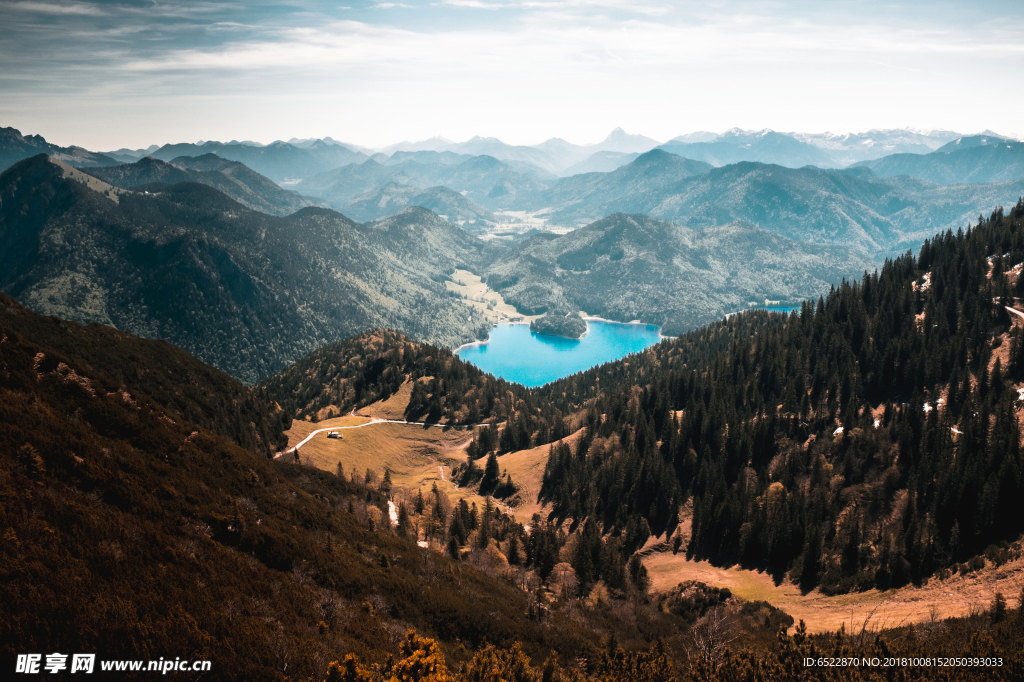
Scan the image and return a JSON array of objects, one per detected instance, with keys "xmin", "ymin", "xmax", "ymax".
[
  {"xmin": 536, "ymin": 200, "xmax": 1024, "ymax": 594},
  {"xmin": 521, "ymin": 150, "xmax": 712, "ymax": 217},
  {"xmin": 341, "ymin": 182, "xmax": 495, "ymax": 226},
  {"xmin": 260, "ymin": 329, "xmax": 571, "ymax": 448},
  {"xmin": 485, "ymin": 213, "xmax": 875, "ymax": 335},
  {"xmin": 296, "ymin": 155, "xmax": 551, "ymax": 211},
  {"xmin": 0, "ymin": 155, "xmax": 496, "ymax": 382},
  {"xmin": 0, "ymin": 320, "xmax": 604, "ymax": 679},
  {"xmin": 0, "ymin": 292, "xmax": 288, "ymax": 457},
  {"xmin": 537, "ymin": 158, "xmax": 1024, "ymax": 254},
  {"xmin": 84, "ymin": 154, "xmax": 322, "ymax": 217}
]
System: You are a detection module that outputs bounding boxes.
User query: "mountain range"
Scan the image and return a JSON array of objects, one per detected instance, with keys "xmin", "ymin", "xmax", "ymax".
[
  {"xmin": 293, "ymin": 142, "xmax": 1024, "ymax": 251},
  {"xmin": 296, "ymin": 155, "xmax": 551, "ymax": 211},
  {"xmin": 1, "ymin": 126, "xmax": 117, "ymax": 173},
  {"xmin": 515, "ymin": 151, "xmax": 1024, "ymax": 253},
  {"xmin": 854, "ymin": 135, "xmax": 1024, "ymax": 184},
  {"xmin": 657, "ymin": 129, "xmax": 839, "ymax": 169},
  {"xmin": 485, "ymin": 213, "xmax": 875, "ymax": 334},
  {"xmin": 146, "ymin": 139, "xmax": 368, "ymax": 183},
  {"xmin": 789, "ymin": 128, "xmax": 962, "ymax": 165},
  {"xmin": 7, "ymin": 124, "xmax": 1019, "ymax": 184},
  {"xmin": 383, "ymin": 128, "xmax": 662, "ymax": 175},
  {"xmin": 83, "ymin": 154, "xmax": 323, "ymax": 217},
  {"xmin": 0, "ymin": 155, "xmax": 496, "ymax": 382},
  {"xmin": 3, "ymin": 122, "xmax": 1024, "ymax": 386},
  {"xmin": 1, "ymin": 153, "xmax": 895, "ymax": 383},
  {"xmin": 340, "ymin": 182, "xmax": 495, "ymax": 226}
]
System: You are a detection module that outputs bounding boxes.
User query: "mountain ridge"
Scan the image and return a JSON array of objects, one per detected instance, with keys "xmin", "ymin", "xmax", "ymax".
[
  {"xmin": 82, "ymin": 154, "xmax": 323, "ymax": 217},
  {"xmin": 0, "ymin": 155, "xmax": 497, "ymax": 382},
  {"xmin": 855, "ymin": 136, "xmax": 1024, "ymax": 184}
]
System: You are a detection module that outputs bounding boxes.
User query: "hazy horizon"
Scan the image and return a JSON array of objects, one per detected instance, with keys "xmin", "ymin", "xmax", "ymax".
[
  {"xmin": 8, "ymin": 123, "xmax": 1023, "ymax": 157},
  {"xmin": 2, "ymin": 1, "xmax": 1022, "ymax": 150}
]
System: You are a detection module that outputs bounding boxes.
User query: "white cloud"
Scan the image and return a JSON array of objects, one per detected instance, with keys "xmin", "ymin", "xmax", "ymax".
[{"xmin": 1, "ymin": 1, "xmax": 106, "ymax": 15}]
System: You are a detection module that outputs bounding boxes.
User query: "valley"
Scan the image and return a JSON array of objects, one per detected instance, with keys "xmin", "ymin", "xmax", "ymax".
[{"xmin": 445, "ymin": 268, "xmax": 538, "ymax": 327}]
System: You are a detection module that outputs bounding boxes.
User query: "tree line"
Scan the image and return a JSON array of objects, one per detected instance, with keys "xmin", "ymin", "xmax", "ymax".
[{"xmin": 537, "ymin": 199, "xmax": 1024, "ymax": 593}]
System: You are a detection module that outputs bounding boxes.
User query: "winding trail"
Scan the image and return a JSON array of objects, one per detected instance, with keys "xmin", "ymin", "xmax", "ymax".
[
  {"xmin": 1006, "ymin": 306, "xmax": 1024, "ymax": 321},
  {"xmin": 274, "ymin": 418, "xmax": 486, "ymax": 459}
]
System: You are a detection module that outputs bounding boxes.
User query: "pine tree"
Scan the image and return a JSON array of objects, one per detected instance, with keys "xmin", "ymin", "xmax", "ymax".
[
  {"xmin": 396, "ymin": 503, "xmax": 411, "ymax": 540},
  {"xmin": 992, "ymin": 592, "xmax": 1008, "ymax": 624},
  {"xmin": 480, "ymin": 452, "xmax": 500, "ymax": 494}
]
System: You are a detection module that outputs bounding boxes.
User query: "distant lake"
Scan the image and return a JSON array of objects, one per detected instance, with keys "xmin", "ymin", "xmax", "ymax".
[{"xmin": 456, "ymin": 320, "xmax": 662, "ymax": 387}]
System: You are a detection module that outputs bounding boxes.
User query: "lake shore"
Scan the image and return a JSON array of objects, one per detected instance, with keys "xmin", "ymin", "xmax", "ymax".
[{"xmin": 455, "ymin": 318, "xmax": 664, "ymax": 387}]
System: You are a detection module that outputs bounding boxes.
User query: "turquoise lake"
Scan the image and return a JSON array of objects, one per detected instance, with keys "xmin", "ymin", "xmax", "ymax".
[{"xmin": 456, "ymin": 320, "xmax": 662, "ymax": 387}]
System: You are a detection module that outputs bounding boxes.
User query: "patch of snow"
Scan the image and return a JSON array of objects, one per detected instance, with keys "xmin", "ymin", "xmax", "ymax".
[
  {"xmin": 873, "ymin": 419, "xmax": 880, "ymax": 428},
  {"xmin": 951, "ymin": 426, "xmax": 963, "ymax": 435},
  {"xmin": 923, "ymin": 402, "xmax": 933, "ymax": 413},
  {"xmin": 387, "ymin": 500, "xmax": 398, "ymax": 526},
  {"xmin": 833, "ymin": 426, "xmax": 844, "ymax": 436},
  {"xmin": 417, "ymin": 540, "xmax": 429, "ymax": 549}
]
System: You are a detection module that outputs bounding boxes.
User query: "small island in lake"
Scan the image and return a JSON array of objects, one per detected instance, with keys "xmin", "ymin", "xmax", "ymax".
[{"xmin": 529, "ymin": 312, "xmax": 587, "ymax": 339}]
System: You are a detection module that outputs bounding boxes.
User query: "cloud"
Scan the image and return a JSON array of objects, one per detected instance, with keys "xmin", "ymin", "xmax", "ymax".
[
  {"xmin": 442, "ymin": 0, "xmax": 501, "ymax": 8},
  {"xmin": 3, "ymin": 0, "xmax": 1023, "ymax": 148},
  {"xmin": 1, "ymin": 1, "xmax": 106, "ymax": 15},
  {"xmin": 115, "ymin": 11, "xmax": 1024, "ymax": 76}
]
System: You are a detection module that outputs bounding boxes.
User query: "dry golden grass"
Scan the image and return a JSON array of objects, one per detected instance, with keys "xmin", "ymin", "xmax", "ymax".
[
  {"xmin": 283, "ymin": 388, "xmax": 578, "ymax": 526},
  {"xmin": 644, "ymin": 538, "xmax": 1024, "ymax": 635},
  {"xmin": 285, "ymin": 414, "xmax": 370, "ymax": 445},
  {"xmin": 284, "ymin": 399, "xmax": 503, "ymax": 517},
  {"xmin": 288, "ymin": 417, "xmax": 468, "ymax": 486},
  {"xmin": 497, "ymin": 429, "xmax": 583, "ymax": 524},
  {"xmin": 355, "ymin": 380, "xmax": 415, "ymax": 420}
]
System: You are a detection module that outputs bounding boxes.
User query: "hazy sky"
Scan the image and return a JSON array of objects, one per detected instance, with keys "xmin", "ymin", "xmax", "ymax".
[{"xmin": 1, "ymin": 0, "xmax": 1022, "ymax": 150}]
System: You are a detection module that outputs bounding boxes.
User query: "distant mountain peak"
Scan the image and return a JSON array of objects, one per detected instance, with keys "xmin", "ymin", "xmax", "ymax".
[
  {"xmin": 600, "ymin": 127, "xmax": 659, "ymax": 143},
  {"xmin": 632, "ymin": 148, "xmax": 675, "ymax": 165},
  {"xmin": 592, "ymin": 128, "xmax": 660, "ymax": 154}
]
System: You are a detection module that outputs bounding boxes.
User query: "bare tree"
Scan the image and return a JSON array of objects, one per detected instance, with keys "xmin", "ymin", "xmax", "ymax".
[{"xmin": 689, "ymin": 606, "xmax": 737, "ymax": 662}]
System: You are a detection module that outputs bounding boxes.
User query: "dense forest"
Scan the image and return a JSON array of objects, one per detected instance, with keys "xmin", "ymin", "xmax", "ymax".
[{"xmin": 536, "ymin": 199, "xmax": 1024, "ymax": 593}]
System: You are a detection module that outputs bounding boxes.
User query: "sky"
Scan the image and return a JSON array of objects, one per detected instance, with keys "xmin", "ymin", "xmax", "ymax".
[{"xmin": 1, "ymin": 0, "xmax": 1022, "ymax": 151}]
